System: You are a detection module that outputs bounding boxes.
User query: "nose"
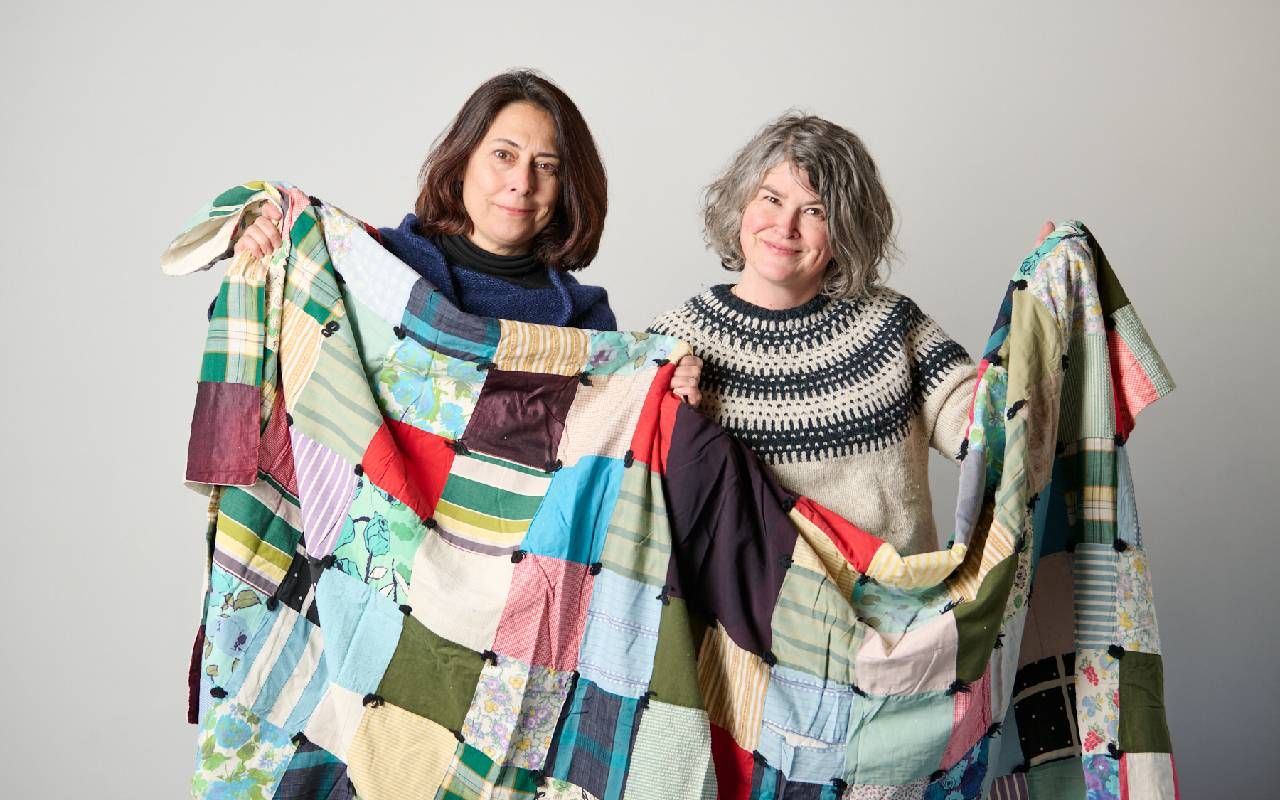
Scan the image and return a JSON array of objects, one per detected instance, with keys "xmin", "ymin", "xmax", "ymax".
[
  {"xmin": 508, "ymin": 164, "xmax": 534, "ymax": 196},
  {"xmin": 773, "ymin": 207, "xmax": 800, "ymax": 238}
]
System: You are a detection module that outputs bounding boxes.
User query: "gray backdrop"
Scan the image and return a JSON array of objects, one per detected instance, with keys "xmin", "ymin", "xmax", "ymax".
[{"xmin": 2, "ymin": 1, "xmax": 1276, "ymax": 796}]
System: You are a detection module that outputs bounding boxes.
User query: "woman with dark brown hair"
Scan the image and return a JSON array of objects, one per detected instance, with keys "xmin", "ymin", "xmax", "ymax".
[{"xmin": 236, "ymin": 70, "xmax": 616, "ymax": 329}]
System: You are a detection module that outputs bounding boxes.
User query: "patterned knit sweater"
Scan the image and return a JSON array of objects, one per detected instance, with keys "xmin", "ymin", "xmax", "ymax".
[{"xmin": 650, "ymin": 283, "xmax": 977, "ymax": 554}]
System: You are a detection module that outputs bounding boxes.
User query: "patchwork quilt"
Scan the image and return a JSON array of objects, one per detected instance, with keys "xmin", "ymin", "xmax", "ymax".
[{"xmin": 163, "ymin": 182, "xmax": 1177, "ymax": 800}]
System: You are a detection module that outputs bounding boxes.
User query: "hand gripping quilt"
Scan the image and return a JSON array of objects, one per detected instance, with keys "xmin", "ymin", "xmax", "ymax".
[{"xmin": 163, "ymin": 182, "xmax": 1177, "ymax": 800}]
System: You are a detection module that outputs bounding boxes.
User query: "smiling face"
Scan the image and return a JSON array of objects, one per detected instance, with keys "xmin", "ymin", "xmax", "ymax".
[
  {"xmin": 460, "ymin": 101, "xmax": 562, "ymax": 256},
  {"xmin": 736, "ymin": 160, "xmax": 833, "ymax": 306}
]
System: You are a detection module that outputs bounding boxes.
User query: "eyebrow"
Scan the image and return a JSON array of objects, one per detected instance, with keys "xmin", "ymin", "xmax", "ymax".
[
  {"xmin": 760, "ymin": 184, "xmax": 822, "ymax": 205},
  {"xmin": 491, "ymin": 137, "xmax": 560, "ymax": 160}
]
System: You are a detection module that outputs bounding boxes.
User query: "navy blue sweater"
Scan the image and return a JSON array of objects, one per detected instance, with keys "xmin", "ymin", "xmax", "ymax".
[{"xmin": 378, "ymin": 214, "xmax": 616, "ymax": 331}]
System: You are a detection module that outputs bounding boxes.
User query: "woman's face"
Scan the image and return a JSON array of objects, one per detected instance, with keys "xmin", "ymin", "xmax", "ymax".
[
  {"xmin": 460, "ymin": 101, "xmax": 562, "ymax": 256},
  {"xmin": 738, "ymin": 160, "xmax": 832, "ymax": 295}
]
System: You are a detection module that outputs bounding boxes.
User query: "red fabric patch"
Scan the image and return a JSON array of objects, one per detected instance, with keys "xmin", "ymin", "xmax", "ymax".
[
  {"xmin": 628, "ymin": 363, "xmax": 680, "ymax": 474},
  {"xmin": 940, "ymin": 666, "xmax": 992, "ymax": 768},
  {"xmin": 792, "ymin": 496, "xmax": 885, "ymax": 572},
  {"xmin": 969, "ymin": 359, "xmax": 992, "ymax": 429},
  {"xmin": 709, "ymin": 724, "xmax": 753, "ymax": 800},
  {"xmin": 492, "ymin": 554, "xmax": 594, "ymax": 671},
  {"xmin": 258, "ymin": 390, "xmax": 298, "ymax": 495},
  {"xmin": 186, "ymin": 381, "xmax": 261, "ymax": 486},
  {"xmin": 1107, "ymin": 330, "xmax": 1159, "ymax": 440},
  {"xmin": 360, "ymin": 421, "xmax": 455, "ymax": 522}
]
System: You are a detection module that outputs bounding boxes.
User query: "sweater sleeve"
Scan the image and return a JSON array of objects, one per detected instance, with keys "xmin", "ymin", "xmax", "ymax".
[{"xmin": 908, "ymin": 307, "xmax": 978, "ymax": 463}]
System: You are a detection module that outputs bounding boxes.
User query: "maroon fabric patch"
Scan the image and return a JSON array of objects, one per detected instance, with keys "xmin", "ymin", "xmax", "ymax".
[
  {"xmin": 663, "ymin": 402, "xmax": 797, "ymax": 661},
  {"xmin": 187, "ymin": 624, "xmax": 206, "ymax": 724},
  {"xmin": 258, "ymin": 389, "xmax": 298, "ymax": 495},
  {"xmin": 463, "ymin": 369, "xmax": 579, "ymax": 470},
  {"xmin": 186, "ymin": 381, "xmax": 261, "ymax": 486}
]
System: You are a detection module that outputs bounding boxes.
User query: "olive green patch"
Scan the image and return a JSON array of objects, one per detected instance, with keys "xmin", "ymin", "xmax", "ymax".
[
  {"xmin": 953, "ymin": 554, "xmax": 1018, "ymax": 682},
  {"xmin": 377, "ymin": 614, "xmax": 485, "ymax": 732},
  {"xmin": 1119, "ymin": 651, "xmax": 1172, "ymax": 753},
  {"xmin": 647, "ymin": 597, "xmax": 707, "ymax": 709}
]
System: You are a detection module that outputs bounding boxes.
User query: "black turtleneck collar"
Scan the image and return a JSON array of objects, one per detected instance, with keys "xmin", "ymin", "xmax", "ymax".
[{"xmin": 431, "ymin": 232, "xmax": 551, "ymax": 289}]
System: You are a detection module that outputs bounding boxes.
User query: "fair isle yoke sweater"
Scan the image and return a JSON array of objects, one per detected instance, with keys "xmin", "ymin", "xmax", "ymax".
[{"xmin": 650, "ymin": 283, "xmax": 977, "ymax": 555}]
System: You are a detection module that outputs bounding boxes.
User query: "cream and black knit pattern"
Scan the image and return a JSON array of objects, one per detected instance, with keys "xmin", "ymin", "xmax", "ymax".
[
  {"xmin": 650, "ymin": 283, "xmax": 977, "ymax": 554},
  {"xmin": 651, "ymin": 284, "xmax": 971, "ymax": 463}
]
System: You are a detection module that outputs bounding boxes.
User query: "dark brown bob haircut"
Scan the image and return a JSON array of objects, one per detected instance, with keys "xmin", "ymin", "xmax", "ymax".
[{"xmin": 415, "ymin": 70, "xmax": 607, "ymax": 271}]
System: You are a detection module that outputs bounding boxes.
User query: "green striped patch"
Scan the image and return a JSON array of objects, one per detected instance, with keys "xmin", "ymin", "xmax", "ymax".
[
  {"xmin": 599, "ymin": 467, "xmax": 672, "ymax": 588},
  {"xmin": 769, "ymin": 561, "xmax": 863, "ymax": 685},
  {"xmin": 291, "ymin": 333, "xmax": 383, "ymax": 465}
]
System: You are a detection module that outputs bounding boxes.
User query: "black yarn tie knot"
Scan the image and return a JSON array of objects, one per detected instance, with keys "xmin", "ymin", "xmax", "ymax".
[
  {"xmin": 393, "ymin": 325, "xmax": 406, "ymax": 339},
  {"xmin": 291, "ymin": 732, "xmax": 308, "ymax": 746},
  {"xmin": 476, "ymin": 361, "xmax": 496, "ymax": 372},
  {"xmin": 652, "ymin": 358, "xmax": 670, "ymax": 367},
  {"xmin": 623, "ymin": 450, "xmax": 634, "ymax": 468},
  {"xmin": 941, "ymin": 599, "xmax": 961, "ymax": 614},
  {"xmin": 530, "ymin": 770, "xmax": 546, "ymax": 786},
  {"xmin": 209, "ymin": 686, "xmax": 228, "ymax": 699},
  {"xmin": 588, "ymin": 562, "xmax": 603, "ymax": 575},
  {"xmin": 762, "ymin": 650, "xmax": 777, "ymax": 667},
  {"xmin": 929, "ymin": 769, "xmax": 947, "ymax": 782},
  {"xmin": 986, "ymin": 721, "xmax": 1003, "ymax": 738},
  {"xmin": 1108, "ymin": 644, "xmax": 1126, "ymax": 660},
  {"xmin": 1013, "ymin": 279, "xmax": 1029, "ymax": 290},
  {"xmin": 1006, "ymin": 399, "xmax": 1026, "ymax": 420},
  {"xmin": 856, "ymin": 573, "xmax": 872, "ymax": 587},
  {"xmin": 511, "ymin": 550, "xmax": 527, "ymax": 563},
  {"xmin": 452, "ymin": 729, "xmax": 465, "ymax": 743},
  {"xmin": 1114, "ymin": 538, "xmax": 1129, "ymax": 552},
  {"xmin": 957, "ymin": 438, "xmax": 969, "ymax": 461},
  {"xmin": 850, "ymin": 684, "xmax": 868, "ymax": 698},
  {"xmin": 449, "ymin": 440, "xmax": 470, "ymax": 456},
  {"xmin": 751, "ymin": 750, "xmax": 768, "ymax": 766},
  {"xmin": 266, "ymin": 595, "xmax": 279, "ymax": 611},
  {"xmin": 577, "ymin": 372, "xmax": 592, "ymax": 387},
  {"xmin": 545, "ymin": 458, "xmax": 563, "ymax": 473},
  {"xmin": 994, "ymin": 632, "xmax": 1006, "ymax": 649},
  {"xmin": 426, "ymin": 517, "xmax": 438, "ymax": 529},
  {"xmin": 1107, "ymin": 742, "xmax": 1124, "ymax": 760},
  {"xmin": 362, "ymin": 693, "xmax": 385, "ymax": 708},
  {"xmin": 946, "ymin": 680, "xmax": 971, "ymax": 696},
  {"xmin": 481, "ymin": 650, "xmax": 498, "ymax": 666},
  {"xmin": 831, "ymin": 778, "xmax": 848, "ymax": 794},
  {"xmin": 353, "ymin": 464, "xmax": 364, "ymax": 477},
  {"xmin": 398, "ymin": 605, "xmax": 412, "ymax": 615}
]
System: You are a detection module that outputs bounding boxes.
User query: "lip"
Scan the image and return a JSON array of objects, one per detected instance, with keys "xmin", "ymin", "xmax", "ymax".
[
  {"xmin": 761, "ymin": 240, "xmax": 800, "ymax": 255},
  {"xmin": 495, "ymin": 203, "xmax": 535, "ymax": 216}
]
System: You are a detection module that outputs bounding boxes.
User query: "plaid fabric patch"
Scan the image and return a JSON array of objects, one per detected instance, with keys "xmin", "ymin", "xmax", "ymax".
[
  {"xmin": 547, "ymin": 677, "xmax": 644, "ymax": 800},
  {"xmin": 201, "ymin": 251, "xmax": 267, "ymax": 386},
  {"xmin": 404, "ymin": 279, "xmax": 500, "ymax": 364},
  {"xmin": 1060, "ymin": 438, "xmax": 1118, "ymax": 544},
  {"xmin": 439, "ymin": 743, "xmax": 540, "ymax": 800}
]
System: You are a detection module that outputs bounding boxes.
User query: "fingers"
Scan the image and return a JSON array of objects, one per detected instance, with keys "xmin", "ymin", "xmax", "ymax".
[
  {"xmin": 232, "ymin": 209, "xmax": 284, "ymax": 258},
  {"xmin": 670, "ymin": 353, "xmax": 703, "ymax": 407},
  {"xmin": 1034, "ymin": 219, "xmax": 1055, "ymax": 248}
]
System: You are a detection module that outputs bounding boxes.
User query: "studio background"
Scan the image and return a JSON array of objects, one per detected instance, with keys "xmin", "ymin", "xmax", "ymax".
[{"xmin": 2, "ymin": 1, "xmax": 1276, "ymax": 796}]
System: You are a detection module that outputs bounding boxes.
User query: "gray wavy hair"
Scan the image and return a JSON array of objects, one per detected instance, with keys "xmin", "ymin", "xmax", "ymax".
[{"xmin": 704, "ymin": 112, "xmax": 896, "ymax": 299}]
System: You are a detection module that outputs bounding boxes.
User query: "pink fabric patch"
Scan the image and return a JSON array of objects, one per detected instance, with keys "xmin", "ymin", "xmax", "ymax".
[
  {"xmin": 1107, "ymin": 331, "xmax": 1158, "ymax": 440},
  {"xmin": 940, "ymin": 666, "xmax": 992, "ymax": 769},
  {"xmin": 492, "ymin": 554, "xmax": 594, "ymax": 671}
]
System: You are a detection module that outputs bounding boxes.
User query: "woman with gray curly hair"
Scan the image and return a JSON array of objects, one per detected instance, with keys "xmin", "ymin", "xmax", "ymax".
[{"xmin": 655, "ymin": 113, "xmax": 1051, "ymax": 555}]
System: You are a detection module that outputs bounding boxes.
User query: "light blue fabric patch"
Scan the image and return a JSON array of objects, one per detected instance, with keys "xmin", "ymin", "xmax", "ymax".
[
  {"xmin": 313, "ymin": 569, "xmax": 404, "ymax": 694},
  {"xmin": 577, "ymin": 569, "xmax": 663, "ymax": 697},
  {"xmin": 523, "ymin": 455, "xmax": 624, "ymax": 564}
]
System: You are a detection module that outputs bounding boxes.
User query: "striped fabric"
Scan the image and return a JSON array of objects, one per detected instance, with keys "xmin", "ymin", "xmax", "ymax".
[
  {"xmin": 280, "ymin": 300, "xmax": 324, "ymax": 410},
  {"xmin": 987, "ymin": 772, "xmax": 1030, "ymax": 800},
  {"xmin": 577, "ymin": 569, "xmax": 664, "ymax": 697},
  {"xmin": 290, "ymin": 333, "xmax": 383, "ymax": 466},
  {"xmin": 771, "ymin": 542, "xmax": 864, "ymax": 685},
  {"xmin": 291, "ymin": 430, "xmax": 357, "ymax": 559},
  {"xmin": 547, "ymin": 677, "xmax": 643, "ymax": 800},
  {"xmin": 346, "ymin": 703, "xmax": 459, "ymax": 800},
  {"xmin": 212, "ymin": 485, "xmax": 302, "ymax": 597},
  {"xmin": 230, "ymin": 604, "xmax": 329, "ymax": 732},
  {"xmin": 697, "ymin": 624, "xmax": 771, "ymax": 752},
  {"xmin": 433, "ymin": 451, "xmax": 551, "ymax": 555},
  {"xmin": 598, "ymin": 467, "xmax": 672, "ymax": 587},
  {"xmin": 403, "ymin": 279, "xmax": 500, "ymax": 365},
  {"xmin": 494, "ymin": 318, "xmax": 591, "ymax": 376},
  {"xmin": 1073, "ymin": 543, "xmax": 1119, "ymax": 648}
]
